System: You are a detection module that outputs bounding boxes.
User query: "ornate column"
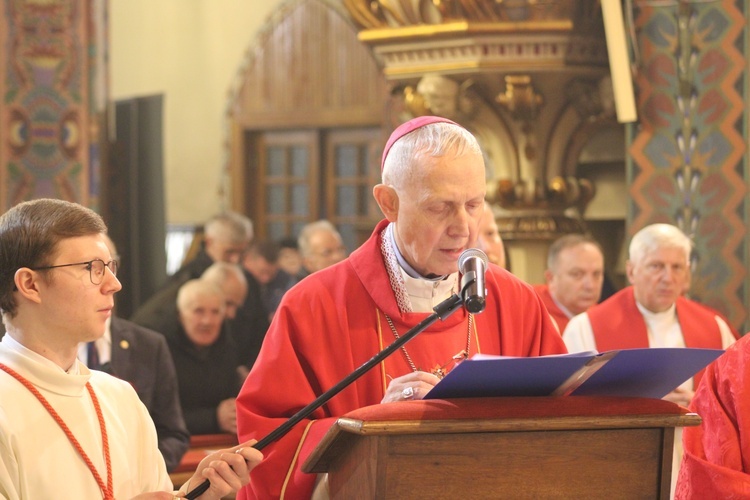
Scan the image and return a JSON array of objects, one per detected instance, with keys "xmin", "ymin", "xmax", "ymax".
[{"xmin": 0, "ymin": 0, "xmax": 108, "ymax": 210}]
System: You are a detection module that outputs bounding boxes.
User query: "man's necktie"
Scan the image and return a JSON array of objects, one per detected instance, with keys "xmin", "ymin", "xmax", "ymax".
[{"xmin": 87, "ymin": 341, "xmax": 100, "ymax": 370}]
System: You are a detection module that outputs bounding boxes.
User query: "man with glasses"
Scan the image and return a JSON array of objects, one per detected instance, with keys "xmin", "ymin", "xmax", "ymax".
[
  {"xmin": 78, "ymin": 234, "xmax": 191, "ymax": 473},
  {"xmin": 0, "ymin": 198, "xmax": 261, "ymax": 499}
]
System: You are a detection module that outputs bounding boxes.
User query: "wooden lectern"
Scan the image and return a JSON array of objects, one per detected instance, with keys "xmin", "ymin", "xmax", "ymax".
[{"xmin": 302, "ymin": 397, "xmax": 700, "ymax": 499}]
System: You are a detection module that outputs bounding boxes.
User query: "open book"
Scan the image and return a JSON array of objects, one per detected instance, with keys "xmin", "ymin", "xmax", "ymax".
[{"xmin": 424, "ymin": 347, "xmax": 724, "ymax": 400}]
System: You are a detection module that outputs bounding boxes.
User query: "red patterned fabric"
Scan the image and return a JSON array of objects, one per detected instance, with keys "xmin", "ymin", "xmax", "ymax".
[
  {"xmin": 533, "ymin": 284, "xmax": 571, "ymax": 333},
  {"xmin": 235, "ymin": 220, "xmax": 566, "ymax": 499},
  {"xmin": 676, "ymin": 334, "xmax": 750, "ymax": 498}
]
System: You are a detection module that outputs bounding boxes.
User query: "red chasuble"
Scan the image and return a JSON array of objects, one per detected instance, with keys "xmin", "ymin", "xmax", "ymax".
[
  {"xmin": 587, "ymin": 287, "xmax": 723, "ymax": 387},
  {"xmin": 676, "ymin": 335, "xmax": 750, "ymax": 498},
  {"xmin": 235, "ymin": 220, "xmax": 567, "ymax": 499},
  {"xmin": 533, "ymin": 284, "xmax": 571, "ymax": 334}
]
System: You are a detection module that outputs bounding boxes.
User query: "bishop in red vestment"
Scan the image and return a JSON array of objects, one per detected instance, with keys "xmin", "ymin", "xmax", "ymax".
[{"xmin": 235, "ymin": 117, "xmax": 567, "ymax": 499}]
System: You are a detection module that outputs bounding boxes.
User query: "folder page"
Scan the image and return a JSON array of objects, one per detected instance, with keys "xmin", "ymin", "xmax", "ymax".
[
  {"xmin": 570, "ymin": 347, "xmax": 723, "ymax": 399},
  {"xmin": 424, "ymin": 347, "xmax": 724, "ymax": 400},
  {"xmin": 424, "ymin": 351, "xmax": 596, "ymax": 399}
]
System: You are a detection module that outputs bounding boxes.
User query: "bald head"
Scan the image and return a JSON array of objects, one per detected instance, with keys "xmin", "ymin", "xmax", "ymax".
[{"xmin": 201, "ymin": 262, "xmax": 247, "ymax": 319}]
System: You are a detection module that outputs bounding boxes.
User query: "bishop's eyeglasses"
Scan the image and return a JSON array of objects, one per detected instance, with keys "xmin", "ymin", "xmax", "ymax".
[{"xmin": 30, "ymin": 259, "xmax": 118, "ymax": 285}]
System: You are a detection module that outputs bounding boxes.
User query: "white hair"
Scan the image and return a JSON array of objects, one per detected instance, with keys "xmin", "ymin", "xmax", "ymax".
[
  {"xmin": 297, "ymin": 220, "xmax": 341, "ymax": 258},
  {"xmin": 204, "ymin": 211, "xmax": 253, "ymax": 244},
  {"xmin": 629, "ymin": 224, "xmax": 691, "ymax": 265},
  {"xmin": 201, "ymin": 262, "xmax": 247, "ymax": 290},
  {"xmin": 381, "ymin": 122, "xmax": 482, "ymax": 189},
  {"xmin": 176, "ymin": 279, "xmax": 225, "ymax": 313}
]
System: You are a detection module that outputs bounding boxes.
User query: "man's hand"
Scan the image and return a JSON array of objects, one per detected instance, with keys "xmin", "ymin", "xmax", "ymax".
[
  {"xmin": 663, "ymin": 386, "xmax": 695, "ymax": 407},
  {"xmin": 181, "ymin": 440, "xmax": 264, "ymax": 499},
  {"xmin": 216, "ymin": 398, "xmax": 237, "ymax": 434},
  {"xmin": 381, "ymin": 371, "xmax": 441, "ymax": 403}
]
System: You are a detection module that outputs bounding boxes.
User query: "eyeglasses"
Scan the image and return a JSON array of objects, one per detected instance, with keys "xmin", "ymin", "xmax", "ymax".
[{"xmin": 30, "ymin": 259, "xmax": 118, "ymax": 285}]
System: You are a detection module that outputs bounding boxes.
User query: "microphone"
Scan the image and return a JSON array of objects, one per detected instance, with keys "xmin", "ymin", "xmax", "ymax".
[{"xmin": 458, "ymin": 248, "xmax": 488, "ymax": 313}]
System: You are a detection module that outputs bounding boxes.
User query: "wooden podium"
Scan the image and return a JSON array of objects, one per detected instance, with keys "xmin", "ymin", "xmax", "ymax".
[{"xmin": 302, "ymin": 397, "xmax": 700, "ymax": 499}]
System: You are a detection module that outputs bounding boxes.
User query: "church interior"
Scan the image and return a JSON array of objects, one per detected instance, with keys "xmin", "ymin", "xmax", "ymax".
[
  {"xmin": 3, "ymin": 0, "xmax": 746, "ymax": 332},
  {"xmin": 2, "ymin": 0, "xmax": 750, "ymax": 497}
]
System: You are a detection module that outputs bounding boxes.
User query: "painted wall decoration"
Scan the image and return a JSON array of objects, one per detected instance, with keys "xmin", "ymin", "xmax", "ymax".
[
  {"xmin": 0, "ymin": 0, "xmax": 107, "ymax": 211},
  {"xmin": 628, "ymin": 0, "xmax": 747, "ymax": 331}
]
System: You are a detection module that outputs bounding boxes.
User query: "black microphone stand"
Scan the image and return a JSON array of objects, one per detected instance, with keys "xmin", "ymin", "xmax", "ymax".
[{"xmin": 185, "ymin": 293, "xmax": 465, "ymax": 499}]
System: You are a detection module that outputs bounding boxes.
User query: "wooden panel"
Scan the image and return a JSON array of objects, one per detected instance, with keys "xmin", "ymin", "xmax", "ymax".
[
  {"xmin": 385, "ymin": 429, "xmax": 665, "ymax": 498},
  {"xmin": 327, "ymin": 428, "xmax": 671, "ymax": 499},
  {"xmin": 231, "ymin": 0, "xmax": 387, "ymax": 128}
]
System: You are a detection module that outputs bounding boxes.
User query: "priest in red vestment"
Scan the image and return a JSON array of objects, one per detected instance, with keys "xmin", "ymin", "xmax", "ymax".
[
  {"xmin": 563, "ymin": 223, "xmax": 737, "ymax": 394},
  {"xmin": 675, "ymin": 334, "xmax": 750, "ymax": 498},
  {"xmin": 235, "ymin": 116, "xmax": 567, "ymax": 499},
  {"xmin": 562, "ymin": 223, "xmax": 737, "ymax": 498},
  {"xmin": 533, "ymin": 234, "xmax": 605, "ymax": 334}
]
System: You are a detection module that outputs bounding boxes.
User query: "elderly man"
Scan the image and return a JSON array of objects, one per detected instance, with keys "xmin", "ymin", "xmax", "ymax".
[
  {"xmin": 562, "ymin": 223, "xmax": 737, "ymax": 497},
  {"xmin": 199, "ymin": 262, "xmax": 266, "ymax": 373},
  {"xmin": 168, "ymin": 279, "xmax": 243, "ymax": 435},
  {"xmin": 534, "ymin": 234, "xmax": 605, "ymax": 333},
  {"xmin": 131, "ymin": 211, "xmax": 269, "ymax": 349},
  {"xmin": 0, "ymin": 198, "xmax": 261, "ymax": 499},
  {"xmin": 563, "ymin": 223, "xmax": 736, "ymax": 393},
  {"xmin": 296, "ymin": 219, "xmax": 347, "ymax": 278},
  {"xmin": 235, "ymin": 116, "xmax": 566, "ymax": 499}
]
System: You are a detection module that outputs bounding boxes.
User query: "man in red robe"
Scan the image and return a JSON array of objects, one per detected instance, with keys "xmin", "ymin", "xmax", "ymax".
[
  {"xmin": 562, "ymin": 223, "xmax": 737, "ymax": 497},
  {"xmin": 235, "ymin": 116, "xmax": 567, "ymax": 499},
  {"xmin": 675, "ymin": 334, "xmax": 750, "ymax": 498},
  {"xmin": 533, "ymin": 234, "xmax": 604, "ymax": 334},
  {"xmin": 562, "ymin": 223, "xmax": 736, "ymax": 396}
]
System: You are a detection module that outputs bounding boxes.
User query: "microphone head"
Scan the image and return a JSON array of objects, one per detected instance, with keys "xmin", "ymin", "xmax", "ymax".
[
  {"xmin": 458, "ymin": 248, "xmax": 488, "ymax": 314},
  {"xmin": 458, "ymin": 248, "xmax": 489, "ymax": 273}
]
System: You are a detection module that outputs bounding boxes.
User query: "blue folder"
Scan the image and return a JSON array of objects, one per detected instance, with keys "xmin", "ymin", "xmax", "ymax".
[{"xmin": 424, "ymin": 347, "xmax": 724, "ymax": 400}]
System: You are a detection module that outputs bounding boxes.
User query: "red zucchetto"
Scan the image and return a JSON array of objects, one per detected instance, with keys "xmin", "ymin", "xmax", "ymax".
[{"xmin": 381, "ymin": 116, "xmax": 460, "ymax": 171}]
